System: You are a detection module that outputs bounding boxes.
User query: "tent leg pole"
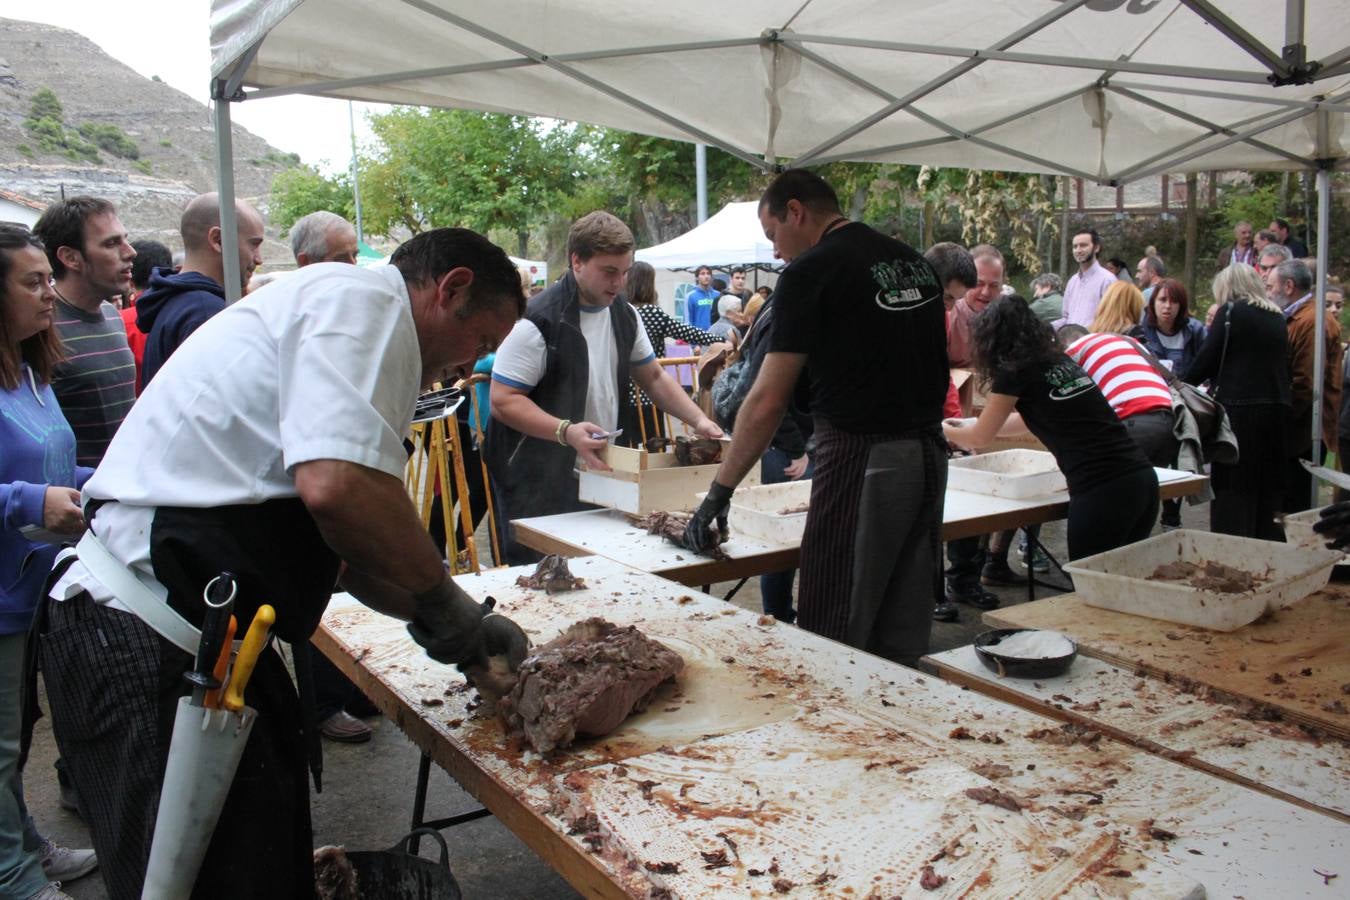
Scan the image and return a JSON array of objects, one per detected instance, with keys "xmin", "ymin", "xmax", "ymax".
[
  {"xmin": 1311, "ymin": 166, "xmax": 1331, "ymax": 509},
  {"xmin": 212, "ymin": 84, "xmax": 243, "ymax": 305},
  {"xmin": 695, "ymin": 144, "xmax": 708, "ymax": 224}
]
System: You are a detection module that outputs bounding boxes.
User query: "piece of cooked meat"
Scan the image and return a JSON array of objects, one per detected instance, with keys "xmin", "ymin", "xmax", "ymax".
[{"xmin": 500, "ymin": 619, "xmax": 684, "ymax": 753}]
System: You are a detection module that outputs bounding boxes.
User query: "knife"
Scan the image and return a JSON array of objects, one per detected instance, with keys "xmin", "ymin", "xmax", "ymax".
[
  {"xmin": 222, "ymin": 605, "xmax": 276, "ymax": 713},
  {"xmin": 201, "ymin": 615, "xmax": 237, "ymax": 710},
  {"xmin": 1301, "ymin": 459, "xmax": 1350, "ymax": 492},
  {"xmin": 184, "ymin": 574, "xmax": 236, "ymax": 706}
]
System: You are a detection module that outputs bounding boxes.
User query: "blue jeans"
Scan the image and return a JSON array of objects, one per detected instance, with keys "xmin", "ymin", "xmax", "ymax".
[
  {"xmin": 0, "ymin": 633, "xmax": 47, "ymax": 900},
  {"xmin": 759, "ymin": 447, "xmax": 813, "ymax": 623}
]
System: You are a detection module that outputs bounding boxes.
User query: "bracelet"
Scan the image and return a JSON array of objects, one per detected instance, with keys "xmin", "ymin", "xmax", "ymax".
[{"xmin": 555, "ymin": 419, "xmax": 572, "ymax": 445}]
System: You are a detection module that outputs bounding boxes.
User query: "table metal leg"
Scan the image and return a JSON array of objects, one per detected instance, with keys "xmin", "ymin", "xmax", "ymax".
[
  {"xmin": 722, "ymin": 577, "xmax": 749, "ymax": 602},
  {"xmin": 1024, "ymin": 534, "xmax": 1072, "ymax": 598},
  {"xmin": 408, "ymin": 751, "xmax": 493, "ymax": 853}
]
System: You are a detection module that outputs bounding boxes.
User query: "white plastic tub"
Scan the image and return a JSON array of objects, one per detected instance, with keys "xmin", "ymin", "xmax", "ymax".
[
  {"xmin": 1064, "ymin": 529, "xmax": 1341, "ymax": 631},
  {"xmin": 1282, "ymin": 506, "xmax": 1350, "ymax": 565},
  {"xmin": 727, "ymin": 481, "xmax": 812, "ymax": 545},
  {"xmin": 1283, "ymin": 506, "xmax": 1328, "ymax": 550},
  {"xmin": 947, "ymin": 449, "xmax": 1066, "ymax": 499}
]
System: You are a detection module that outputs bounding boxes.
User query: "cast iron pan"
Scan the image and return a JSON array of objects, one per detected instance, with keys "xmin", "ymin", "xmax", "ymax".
[{"xmin": 973, "ymin": 628, "xmax": 1077, "ymax": 679}]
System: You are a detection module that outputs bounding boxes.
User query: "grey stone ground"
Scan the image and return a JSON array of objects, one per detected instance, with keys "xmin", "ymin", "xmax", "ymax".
[{"xmin": 29, "ymin": 498, "xmax": 1213, "ymax": 899}]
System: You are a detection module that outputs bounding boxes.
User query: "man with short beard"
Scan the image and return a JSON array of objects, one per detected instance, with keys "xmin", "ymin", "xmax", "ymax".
[
  {"xmin": 686, "ymin": 170, "xmax": 948, "ymax": 665},
  {"xmin": 1266, "ymin": 258, "xmax": 1341, "ymax": 511},
  {"xmin": 1135, "ymin": 254, "xmax": 1165, "ymax": 302},
  {"xmin": 1057, "ymin": 228, "xmax": 1116, "ymax": 328},
  {"xmin": 487, "ymin": 212, "xmax": 723, "ymax": 563},
  {"xmin": 33, "ymin": 196, "xmax": 138, "ymax": 468}
]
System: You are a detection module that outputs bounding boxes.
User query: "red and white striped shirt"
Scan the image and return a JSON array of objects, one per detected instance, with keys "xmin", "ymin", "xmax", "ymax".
[{"xmin": 1064, "ymin": 333, "xmax": 1171, "ymax": 420}]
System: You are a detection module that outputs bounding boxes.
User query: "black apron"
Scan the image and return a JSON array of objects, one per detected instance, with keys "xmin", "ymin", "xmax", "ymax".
[{"xmin": 149, "ymin": 498, "xmax": 340, "ymax": 900}]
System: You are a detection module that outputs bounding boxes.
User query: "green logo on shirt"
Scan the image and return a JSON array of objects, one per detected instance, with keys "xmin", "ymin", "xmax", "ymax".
[
  {"xmin": 1046, "ymin": 362, "xmax": 1095, "ymax": 400},
  {"xmin": 871, "ymin": 259, "xmax": 939, "ymax": 312}
]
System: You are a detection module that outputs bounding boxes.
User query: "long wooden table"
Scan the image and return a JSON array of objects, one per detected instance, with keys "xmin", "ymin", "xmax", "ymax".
[
  {"xmin": 513, "ymin": 468, "xmax": 1208, "ymax": 587},
  {"xmin": 313, "ymin": 555, "xmax": 1346, "ymax": 899},
  {"xmin": 924, "ymin": 645, "xmax": 1350, "ymax": 823},
  {"xmin": 981, "ymin": 585, "xmax": 1350, "ymax": 743}
]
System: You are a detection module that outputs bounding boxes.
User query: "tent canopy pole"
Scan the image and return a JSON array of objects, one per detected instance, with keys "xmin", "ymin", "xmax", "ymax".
[
  {"xmin": 212, "ymin": 82, "xmax": 242, "ymax": 305},
  {"xmin": 1310, "ymin": 153, "xmax": 1332, "ymax": 508}
]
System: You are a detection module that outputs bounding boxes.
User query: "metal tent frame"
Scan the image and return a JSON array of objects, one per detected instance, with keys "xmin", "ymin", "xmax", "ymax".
[{"xmin": 211, "ymin": 0, "xmax": 1349, "ymax": 502}]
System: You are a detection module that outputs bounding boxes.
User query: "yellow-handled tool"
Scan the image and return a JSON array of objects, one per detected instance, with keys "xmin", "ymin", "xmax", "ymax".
[{"xmin": 222, "ymin": 605, "xmax": 275, "ymax": 712}]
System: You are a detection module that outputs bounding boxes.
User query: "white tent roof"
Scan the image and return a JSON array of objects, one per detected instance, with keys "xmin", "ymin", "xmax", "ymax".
[
  {"xmin": 206, "ymin": 0, "xmax": 1348, "ymax": 485},
  {"xmin": 634, "ymin": 202, "xmax": 778, "ymax": 270},
  {"xmin": 211, "ymin": 1, "xmax": 1349, "ymax": 182}
]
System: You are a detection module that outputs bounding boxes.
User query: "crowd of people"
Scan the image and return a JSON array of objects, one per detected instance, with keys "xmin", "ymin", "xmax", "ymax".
[{"xmin": 0, "ymin": 172, "xmax": 1343, "ymax": 899}]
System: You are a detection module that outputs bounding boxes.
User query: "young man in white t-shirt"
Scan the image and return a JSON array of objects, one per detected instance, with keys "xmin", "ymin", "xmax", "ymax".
[{"xmin": 487, "ymin": 212, "xmax": 723, "ymax": 562}]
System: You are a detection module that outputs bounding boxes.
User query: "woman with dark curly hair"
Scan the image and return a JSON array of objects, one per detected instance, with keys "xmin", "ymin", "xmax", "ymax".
[{"xmin": 943, "ymin": 295, "xmax": 1158, "ymax": 561}]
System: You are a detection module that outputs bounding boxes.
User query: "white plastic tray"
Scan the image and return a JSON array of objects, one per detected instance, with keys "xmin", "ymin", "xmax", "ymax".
[
  {"xmin": 726, "ymin": 481, "xmax": 811, "ymax": 545},
  {"xmin": 1282, "ymin": 506, "xmax": 1350, "ymax": 565},
  {"xmin": 1064, "ymin": 529, "xmax": 1341, "ymax": 632},
  {"xmin": 947, "ymin": 449, "xmax": 1066, "ymax": 499}
]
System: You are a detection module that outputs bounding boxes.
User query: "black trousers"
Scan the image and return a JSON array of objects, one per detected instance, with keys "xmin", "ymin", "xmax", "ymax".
[{"xmin": 1066, "ymin": 467, "xmax": 1159, "ymax": 561}]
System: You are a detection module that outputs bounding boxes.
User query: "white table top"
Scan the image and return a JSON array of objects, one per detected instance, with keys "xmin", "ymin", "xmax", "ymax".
[
  {"xmin": 925, "ymin": 645, "xmax": 1350, "ymax": 822},
  {"xmin": 316, "ymin": 554, "xmax": 1346, "ymax": 899},
  {"xmin": 513, "ymin": 467, "xmax": 1207, "ymax": 585}
]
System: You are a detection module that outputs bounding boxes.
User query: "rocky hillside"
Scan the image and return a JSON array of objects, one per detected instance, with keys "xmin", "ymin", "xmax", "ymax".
[{"xmin": 0, "ymin": 17, "xmax": 296, "ymax": 266}]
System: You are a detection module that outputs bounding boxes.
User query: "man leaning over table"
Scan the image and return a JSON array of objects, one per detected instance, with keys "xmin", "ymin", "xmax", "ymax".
[{"xmin": 486, "ymin": 212, "xmax": 722, "ymax": 565}]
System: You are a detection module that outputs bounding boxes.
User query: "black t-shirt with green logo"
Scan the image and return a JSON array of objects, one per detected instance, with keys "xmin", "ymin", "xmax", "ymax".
[
  {"xmin": 992, "ymin": 357, "xmax": 1150, "ymax": 494},
  {"xmin": 768, "ymin": 222, "xmax": 947, "ymax": 434}
]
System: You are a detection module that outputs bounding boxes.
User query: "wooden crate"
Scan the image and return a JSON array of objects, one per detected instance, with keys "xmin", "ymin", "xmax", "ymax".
[{"xmin": 579, "ymin": 445, "xmax": 760, "ymax": 513}]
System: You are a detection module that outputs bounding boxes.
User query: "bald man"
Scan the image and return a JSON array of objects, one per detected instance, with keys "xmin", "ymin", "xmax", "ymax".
[{"xmin": 136, "ymin": 192, "xmax": 266, "ymax": 387}]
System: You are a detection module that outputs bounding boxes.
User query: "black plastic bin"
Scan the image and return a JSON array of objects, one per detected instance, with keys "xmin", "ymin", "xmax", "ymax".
[{"xmin": 343, "ymin": 829, "xmax": 462, "ymax": 899}]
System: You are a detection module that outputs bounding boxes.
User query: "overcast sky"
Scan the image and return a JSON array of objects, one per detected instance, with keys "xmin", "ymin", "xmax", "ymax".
[{"xmin": 9, "ymin": 1, "xmax": 383, "ymax": 173}]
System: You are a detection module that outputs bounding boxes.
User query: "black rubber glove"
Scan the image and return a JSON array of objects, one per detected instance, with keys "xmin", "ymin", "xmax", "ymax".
[
  {"xmin": 1314, "ymin": 501, "xmax": 1350, "ymax": 549},
  {"xmin": 683, "ymin": 481, "xmax": 734, "ymax": 555},
  {"xmin": 406, "ymin": 576, "xmax": 494, "ymax": 666},
  {"xmin": 475, "ymin": 609, "xmax": 530, "ymax": 672}
]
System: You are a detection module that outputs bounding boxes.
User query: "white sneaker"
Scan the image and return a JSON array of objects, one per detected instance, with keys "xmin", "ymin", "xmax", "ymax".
[
  {"xmin": 29, "ymin": 884, "xmax": 73, "ymax": 900},
  {"xmin": 39, "ymin": 839, "xmax": 98, "ymax": 883}
]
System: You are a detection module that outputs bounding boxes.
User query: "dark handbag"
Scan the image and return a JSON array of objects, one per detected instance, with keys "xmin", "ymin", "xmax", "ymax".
[
  {"xmin": 711, "ymin": 301, "xmax": 775, "ymax": 431},
  {"xmin": 1130, "ymin": 330, "xmax": 1228, "ymax": 445}
]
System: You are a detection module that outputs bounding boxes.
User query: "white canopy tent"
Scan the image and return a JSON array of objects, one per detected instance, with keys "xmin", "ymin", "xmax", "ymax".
[
  {"xmin": 209, "ymin": 0, "xmax": 1350, "ymax": 495},
  {"xmin": 634, "ymin": 202, "xmax": 780, "ymax": 271}
]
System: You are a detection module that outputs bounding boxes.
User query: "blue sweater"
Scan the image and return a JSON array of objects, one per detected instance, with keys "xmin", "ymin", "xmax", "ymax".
[
  {"xmin": 0, "ymin": 367, "xmax": 94, "ymax": 635},
  {"xmin": 135, "ymin": 268, "xmax": 226, "ymax": 388},
  {"xmin": 685, "ymin": 287, "xmax": 719, "ymax": 330}
]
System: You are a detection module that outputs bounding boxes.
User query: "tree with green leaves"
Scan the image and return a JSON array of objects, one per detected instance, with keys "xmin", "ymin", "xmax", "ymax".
[
  {"xmin": 269, "ymin": 166, "xmax": 355, "ymax": 232},
  {"xmin": 358, "ymin": 108, "xmax": 587, "ymax": 254},
  {"xmin": 581, "ymin": 129, "xmax": 766, "ymax": 245}
]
